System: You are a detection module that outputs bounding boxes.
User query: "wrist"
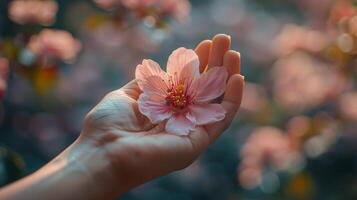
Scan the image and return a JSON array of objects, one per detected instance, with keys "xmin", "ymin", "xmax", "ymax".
[
  {"xmin": 48, "ymin": 136, "xmax": 125, "ymax": 199},
  {"xmin": 0, "ymin": 137, "xmax": 121, "ymax": 200}
]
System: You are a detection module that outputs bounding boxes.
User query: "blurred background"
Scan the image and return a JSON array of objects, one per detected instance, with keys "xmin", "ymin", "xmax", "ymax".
[{"xmin": 0, "ymin": 0, "xmax": 357, "ymax": 199}]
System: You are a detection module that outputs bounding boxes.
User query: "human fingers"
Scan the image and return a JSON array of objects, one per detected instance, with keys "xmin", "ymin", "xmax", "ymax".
[
  {"xmin": 207, "ymin": 34, "xmax": 231, "ymax": 71},
  {"xmin": 195, "ymin": 40, "xmax": 212, "ymax": 73}
]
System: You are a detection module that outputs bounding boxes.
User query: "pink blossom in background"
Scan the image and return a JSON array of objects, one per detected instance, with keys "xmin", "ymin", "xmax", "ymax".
[
  {"xmin": 28, "ymin": 29, "xmax": 82, "ymax": 62},
  {"xmin": 0, "ymin": 58, "xmax": 9, "ymax": 99},
  {"xmin": 136, "ymin": 47, "xmax": 228, "ymax": 135},
  {"xmin": 241, "ymin": 127, "xmax": 292, "ymax": 170},
  {"xmin": 272, "ymin": 52, "xmax": 345, "ymax": 112},
  {"xmin": 8, "ymin": 0, "xmax": 58, "ymax": 25},
  {"xmin": 272, "ymin": 24, "xmax": 329, "ymax": 57},
  {"xmin": 158, "ymin": 0, "xmax": 191, "ymax": 22},
  {"xmin": 238, "ymin": 127, "xmax": 296, "ymax": 188}
]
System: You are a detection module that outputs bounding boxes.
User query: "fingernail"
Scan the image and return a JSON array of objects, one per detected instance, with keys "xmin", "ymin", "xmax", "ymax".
[
  {"xmin": 215, "ymin": 33, "xmax": 231, "ymax": 40},
  {"xmin": 224, "ymin": 34, "xmax": 231, "ymax": 40},
  {"xmin": 238, "ymin": 74, "xmax": 245, "ymax": 80}
]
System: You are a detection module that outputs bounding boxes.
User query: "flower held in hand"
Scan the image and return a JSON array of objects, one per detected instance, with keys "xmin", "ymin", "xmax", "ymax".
[{"xmin": 136, "ymin": 47, "xmax": 228, "ymax": 135}]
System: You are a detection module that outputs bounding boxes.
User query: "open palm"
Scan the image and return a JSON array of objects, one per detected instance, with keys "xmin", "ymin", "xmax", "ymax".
[{"xmin": 81, "ymin": 34, "xmax": 244, "ymax": 192}]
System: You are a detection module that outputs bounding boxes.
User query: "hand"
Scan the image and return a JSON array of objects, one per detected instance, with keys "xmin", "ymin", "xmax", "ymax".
[
  {"xmin": 0, "ymin": 34, "xmax": 243, "ymax": 200},
  {"xmin": 80, "ymin": 34, "xmax": 244, "ymax": 197}
]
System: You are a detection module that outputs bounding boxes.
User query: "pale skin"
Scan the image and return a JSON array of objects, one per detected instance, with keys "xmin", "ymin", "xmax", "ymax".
[{"xmin": 0, "ymin": 34, "xmax": 244, "ymax": 200}]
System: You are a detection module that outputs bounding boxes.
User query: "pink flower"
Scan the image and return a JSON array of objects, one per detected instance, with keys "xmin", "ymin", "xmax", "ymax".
[
  {"xmin": 272, "ymin": 52, "xmax": 345, "ymax": 112},
  {"xmin": 158, "ymin": 0, "xmax": 191, "ymax": 22},
  {"xmin": 135, "ymin": 47, "xmax": 228, "ymax": 135},
  {"xmin": 238, "ymin": 127, "xmax": 300, "ymax": 188},
  {"xmin": 8, "ymin": 0, "xmax": 58, "ymax": 25},
  {"xmin": 28, "ymin": 29, "xmax": 82, "ymax": 62},
  {"xmin": 272, "ymin": 24, "xmax": 329, "ymax": 57},
  {"xmin": 241, "ymin": 127, "xmax": 292, "ymax": 171}
]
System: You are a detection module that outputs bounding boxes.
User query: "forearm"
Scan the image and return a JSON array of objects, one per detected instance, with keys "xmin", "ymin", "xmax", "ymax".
[{"xmin": 0, "ymin": 138, "xmax": 122, "ymax": 200}]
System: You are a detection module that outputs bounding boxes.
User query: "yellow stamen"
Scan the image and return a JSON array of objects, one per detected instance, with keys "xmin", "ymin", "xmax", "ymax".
[{"xmin": 166, "ymin": 83, "xmax": 189, "ymax": 110}]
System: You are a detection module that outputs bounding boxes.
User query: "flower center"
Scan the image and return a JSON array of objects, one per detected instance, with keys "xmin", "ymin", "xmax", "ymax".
[{"xmin": 166, "ymin": 84, "xmax": 190, "ymax": 110}]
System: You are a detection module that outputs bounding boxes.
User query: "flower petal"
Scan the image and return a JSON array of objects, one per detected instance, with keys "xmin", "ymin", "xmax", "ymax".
[
  {"xmin": 140, "ymin": 75, "xmax": 168, "ymax": 97},
  {"xmin": 179, "ymin": 61, "xmax": 200, "ymax": 94},
  {"xmin": 135, "ymin": 59, "xmax": 165, "ymax": 90},
  {"xmin": 179, "ymin": 56, "xmax": 200, "ymax": 80},
  {"xmin": 195, "ymin": 67, "xmax": 228, "ymax": 102},
  {"xmin": 187, "ymin": 104, "xmax": 226, "ymax": 125},
  {"xmin": 138, "ymin": 93, "xmax": 172, "ymax": 124},
  {"xmin": 165, "ymin": 113, "xmax": 195, "ymax": 135},
  {"xmin": 166, "ymin": 47, "xmax": 199, "ymax": 83}
]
